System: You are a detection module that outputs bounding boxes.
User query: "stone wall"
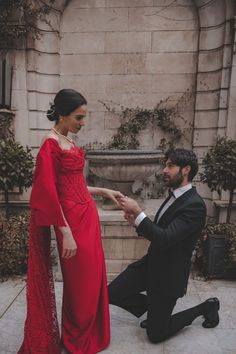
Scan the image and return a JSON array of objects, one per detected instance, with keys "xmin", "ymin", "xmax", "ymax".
[{"xmin": 3, "ymin": 0, "xmax": 236, "ymax": 220}]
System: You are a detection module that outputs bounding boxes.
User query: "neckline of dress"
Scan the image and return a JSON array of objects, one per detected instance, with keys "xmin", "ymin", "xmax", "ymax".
[{"xmin": 45, "ymin": 137, "xmax": 79, "ymax": 152}]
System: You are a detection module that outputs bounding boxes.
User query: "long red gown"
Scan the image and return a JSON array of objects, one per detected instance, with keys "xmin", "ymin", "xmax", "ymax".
[{"xmin": 18, "ymin": 138, "xmax": 110, "ymax": 354}]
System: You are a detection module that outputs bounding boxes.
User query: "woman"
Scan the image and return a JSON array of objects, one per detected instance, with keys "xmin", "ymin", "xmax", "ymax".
[{"xmin": 18, "ymin": 89, "xmax": 123, "ymax": 354}]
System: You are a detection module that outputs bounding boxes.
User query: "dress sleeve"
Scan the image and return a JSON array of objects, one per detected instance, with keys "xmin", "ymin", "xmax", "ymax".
[{"xmin": 30, "ymin": 138, "xmax": 66, "ymax": 227}]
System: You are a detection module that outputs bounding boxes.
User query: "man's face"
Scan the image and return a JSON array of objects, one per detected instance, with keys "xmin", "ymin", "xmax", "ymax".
[{"xmin": 163, "ymin": 158, "xmax": 184, "ymax": 189}]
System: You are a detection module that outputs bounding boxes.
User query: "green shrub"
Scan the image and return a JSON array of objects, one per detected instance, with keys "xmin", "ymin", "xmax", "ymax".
[
  {"xmin": 0, "ymin": 213, "xmax": 29, "ymax": 280},
  {"xmin": 0, "ymin": 139, "xmax": 34, "ymax": 217},
  {"xmin": 200, "ymin": 136, "xmax": 236, "ymax": 222}
]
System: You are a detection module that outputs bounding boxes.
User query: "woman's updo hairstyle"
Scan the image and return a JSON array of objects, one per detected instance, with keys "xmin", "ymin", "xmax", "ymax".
[{"xmin": 46, "ymin": 89, "xmax": 87, "ymax": 122}]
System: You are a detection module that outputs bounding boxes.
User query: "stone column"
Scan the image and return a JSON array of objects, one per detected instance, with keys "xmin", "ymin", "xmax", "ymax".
[{"xmin": 226, "ymin": 15, "xmax": 236, "ymax": 139}]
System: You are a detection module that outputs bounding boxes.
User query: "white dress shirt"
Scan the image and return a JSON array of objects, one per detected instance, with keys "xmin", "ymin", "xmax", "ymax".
[{"xmin": 134, "ymin": 183, "xmax": 192, "ymax": 227}]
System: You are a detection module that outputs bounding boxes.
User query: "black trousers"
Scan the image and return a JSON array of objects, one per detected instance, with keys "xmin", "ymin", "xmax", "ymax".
[{"xmin": 108, "ymin": 261, "xmax": 204, "ymax": 343}]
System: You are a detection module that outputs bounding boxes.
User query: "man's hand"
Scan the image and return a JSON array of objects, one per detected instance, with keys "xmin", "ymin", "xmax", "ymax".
[
  {"xmin": 124, "ymin": 212, "xmax": 137, "ymax": 226},
  {"xmin": 119, "ymin": 196, "xmax": 142, "ymax": 217}
]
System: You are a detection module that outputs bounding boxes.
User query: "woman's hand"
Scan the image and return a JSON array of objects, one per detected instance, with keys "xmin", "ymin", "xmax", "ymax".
[
  {"xmin": 102, "ymin": 188, "xmax": 124, "ymax": 206},
  {"xmin": 61, "ymin": 228, "xmax": 77, "ymax": 259},
  {"xmin": 101, "ymin": 188, "xmax": 124, "ymax": 206},
  {"xmin": 87, "ymin": 186, "xmax": 124, "ymax": 206}
]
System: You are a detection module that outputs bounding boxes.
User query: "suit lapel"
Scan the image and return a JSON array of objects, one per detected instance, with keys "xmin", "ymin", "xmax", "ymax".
[
  {"xmin": 157, "ymin": 187, "xmax": 196, "ymax": 225},
  {"xmin": 154, "ymin": 194, "xmax": 172, "ymax": 223}
]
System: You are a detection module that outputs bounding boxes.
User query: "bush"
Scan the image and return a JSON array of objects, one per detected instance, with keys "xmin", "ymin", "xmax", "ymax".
[
  {"xmin": 200, "ymin": 136, "xmax": 236, "ymax": 222},
  {"xmin": 0, "ymin": 139, "xmax": 34, "ymax": 217},
  {"xmin": 0, "ymin": 213, "xmax": 29, "ymax": 280},
  {"xmin": 195, "ymin": 222, "xmax": 236, "ymax": 277}
]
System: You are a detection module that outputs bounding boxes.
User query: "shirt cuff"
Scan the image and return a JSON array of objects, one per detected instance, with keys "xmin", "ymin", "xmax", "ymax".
[{"xmin": 134, "ymin": 212, "xmax": 147, "ymax": 227}]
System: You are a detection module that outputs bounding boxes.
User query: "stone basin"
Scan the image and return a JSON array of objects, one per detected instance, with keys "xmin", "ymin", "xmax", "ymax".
[{"xmin": 85, "ymin": 149, "xmax": 163, "ymax": 196}]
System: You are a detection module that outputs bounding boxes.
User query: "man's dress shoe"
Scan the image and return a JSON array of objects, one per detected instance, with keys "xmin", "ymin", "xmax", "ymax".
[{"xmin": 202, "ymin": 297, "xmax": 220, "ymax": 328}]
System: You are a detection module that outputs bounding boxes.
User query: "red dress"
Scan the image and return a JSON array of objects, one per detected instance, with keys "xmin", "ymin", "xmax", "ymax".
[{"xmin": 18, "ymin": 138, "xmax": 110, "ymax": 354}]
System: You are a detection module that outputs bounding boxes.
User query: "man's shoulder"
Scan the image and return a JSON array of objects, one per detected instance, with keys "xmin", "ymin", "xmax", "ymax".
[{"xmin": 186, "ymin": 187, "xmax": 206, "ymax": 210}]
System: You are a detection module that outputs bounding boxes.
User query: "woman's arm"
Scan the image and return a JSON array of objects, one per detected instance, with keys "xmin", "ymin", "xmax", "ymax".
[{"xmin": 87, "ymin": 186, "xmax": 124, "ymax": 205}]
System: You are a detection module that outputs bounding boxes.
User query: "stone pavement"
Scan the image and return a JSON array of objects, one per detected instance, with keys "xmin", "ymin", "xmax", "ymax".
[{"xmin": 0, "ymin": 276, "xmax": 236, "ymax": 354}]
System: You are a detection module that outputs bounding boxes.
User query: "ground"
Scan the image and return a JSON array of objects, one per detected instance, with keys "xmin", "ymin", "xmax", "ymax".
[{"xmin": 0, "ymin": 276, "xmax": 236, "ymax": 354}]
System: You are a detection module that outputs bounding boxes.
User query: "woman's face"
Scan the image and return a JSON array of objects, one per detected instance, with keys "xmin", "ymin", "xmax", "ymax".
[{"xmin": 62, "ymin": 104, "xmax": 87, "ymax": 134}]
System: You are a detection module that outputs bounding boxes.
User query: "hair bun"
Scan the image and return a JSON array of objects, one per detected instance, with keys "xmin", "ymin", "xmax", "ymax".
[{"xmin": 46, "ymin": 103, "xmax": 59, "ymax": 121}]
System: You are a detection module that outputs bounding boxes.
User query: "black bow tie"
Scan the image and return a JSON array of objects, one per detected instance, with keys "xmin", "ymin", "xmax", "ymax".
[{"xmin": 168, "ymin": 189, "xmax": 175, "ymax": 198}]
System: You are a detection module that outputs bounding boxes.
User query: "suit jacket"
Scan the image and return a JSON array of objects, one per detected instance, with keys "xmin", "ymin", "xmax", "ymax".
[{"xmin": 133, "ymin": 187, "xmax": 206, "ymax": 298}]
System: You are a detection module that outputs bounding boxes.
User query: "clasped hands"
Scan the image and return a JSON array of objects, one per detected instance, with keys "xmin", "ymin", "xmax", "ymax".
[
  {"xmin": 117, "ymin": 196, "xmax": 142, "ymax": 226},
  {"xmin": 100, "ymin": 188, "xmax": 142, "ymax": 225}
]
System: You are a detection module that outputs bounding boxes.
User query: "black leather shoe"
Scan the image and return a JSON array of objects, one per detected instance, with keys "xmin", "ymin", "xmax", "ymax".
[
  {"xmin": 202, "ymin": 297, "xmax": 220, "ymax": 328},
  {"xmin": 140, "ymin": 319, "xmax": 147, "ymax": 329}
]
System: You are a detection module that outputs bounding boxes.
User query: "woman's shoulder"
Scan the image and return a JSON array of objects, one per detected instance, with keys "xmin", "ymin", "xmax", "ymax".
[
  {"xmin": 38, "ymin": 134, "xmax": 62, "ymax": 156},
  {"xmin": 41, "ymin": 132, "xmax": 60, "ymax": 146}
]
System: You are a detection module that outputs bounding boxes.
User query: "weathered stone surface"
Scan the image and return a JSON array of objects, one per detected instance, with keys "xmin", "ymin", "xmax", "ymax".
[
  {"xmin": 61, "ymin": 7, "xmax": 129, "ymax": 32},
  {"xmin": 199, "ymin": 25, "xmax": 225, "ymax": 51},
  {"xmin": 60, "ymin": 54, "xmax": 113, "ymax": 75},
  {"xmin": 145, "ymin": 53, "xmax": 197, "ymax": 74},
  {"xmin": 129, "ymin": 7, "xmax": 197, "ymax": 31},
  {"xmin": 195, "ymin": 91, "xmax": 220, "ymax": 110},
  {"xmin": 60, "ymin": 75, "xmax": 107, "ymax": 94},
  {"xmin": 28, "ymin": 92, "xmax": 55, "ymax": 111},
  {"xmin": 27, "ymin": 51, "xmax": 60, "ymax": 74},
  {"xmin": 223, "ymin": 46, "xmax": 232, "ymax": 68},
  {"xmin": 198, "ymin": 49, "xmax": 223, "ymax": 72},
  {"xmin": 197, "ymin": 72, "xmax": 221, "ymax": 91},
  {"xmin": 104, "ymin": 225, "xmax": 137, "ymax": 237},
  {"xmin": 104, "ymin": 112, "xmax": 122, "ymax": 130},
  {"xmin": 107, "ymin": 0, "xmax": 153, "ymax": 7},
  {"xmin": 106, "ymin": 75, "xmax": 153, "ymax": 94},
  {"xmin": 36, "ymin": 12, "xmax": 61, "ymax": 31},
  {"xmin": 193, "ymin": 128, "xmax": 217, "ymax": 147},
  {"xmin": 27, "ymin": 73, "xmax": 59, "ymax": 93},
  {"xmin": 194, "ymin": 111, "xmax": 218, "ymax": 129},
  {"xmin": 152, "ymin": 30, "xmax": 198, "ymax": 52},
  {"xmin": 28, "ymin": 32, "xmax": 59, "ymax": 53},
  {"xmin": 105, "ymin": 32, "xmax": 151, "ymax": 53},
  {"xmin": 154, "ymin": 0, "xmax": 192, "ymax": 5},
  {"xmin": 29, "ymin": 111, "xmax": 53, "ymax": 130},
  {"xmin": 152, "ymin": 74, "xmax": 195, "ymax": 92},
  {"xmin": 61, "ymin": 32, "xmax": 105, "ymax": 54},
  {"xmin": 70, "ymin": 0, "xmax": 106, "ymax": 8},
  {"xmin": 111, "ymin": 54, "xmax": 146, "ymax": 74},
  {"xmin": 198, "ymin": 0, "xmax": 225, "ymax": 28},
  {"xmin": 102, "ymin": 238, "xmax": 149, "ymax": 259}
]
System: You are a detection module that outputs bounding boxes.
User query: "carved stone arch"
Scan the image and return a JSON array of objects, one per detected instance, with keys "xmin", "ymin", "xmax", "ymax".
[
  {"xmin": 192, "ymin": 0, "xmax": 235, "ymax": 218},
  {"xmin": 192, "ymin": 0, "xmax": 234, "ymax": 153}
]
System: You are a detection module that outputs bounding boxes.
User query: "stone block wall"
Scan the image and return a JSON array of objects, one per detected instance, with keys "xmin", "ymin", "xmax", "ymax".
[{"xmin": 3, "ymin": 0, "xmax": 236, "ymax": 220}]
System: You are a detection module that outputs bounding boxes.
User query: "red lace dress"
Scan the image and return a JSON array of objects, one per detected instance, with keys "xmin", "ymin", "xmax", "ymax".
[{"xmin": 18, "ymin": 138, "xmax": 110, "ymax": 354}]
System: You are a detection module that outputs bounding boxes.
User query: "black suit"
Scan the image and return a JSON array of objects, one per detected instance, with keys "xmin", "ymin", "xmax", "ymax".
[{"xmin": 108, "ymin": 187, "xmax": 207, "ymax": 343}]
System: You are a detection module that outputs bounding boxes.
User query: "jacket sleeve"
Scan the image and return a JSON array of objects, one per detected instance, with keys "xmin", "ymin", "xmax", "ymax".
[
  {"xmin": 136, "ymin": 202, "xmax": 206, "ymax": 251},
  {"xmin": 30, "ymin": 139, "xmax": 66, "ymax": 227}
]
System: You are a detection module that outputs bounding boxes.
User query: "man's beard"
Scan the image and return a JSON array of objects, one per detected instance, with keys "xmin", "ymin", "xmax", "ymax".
[{"xmin": 163, "ymin": 171, "xmax": 184, "ymax": 189}]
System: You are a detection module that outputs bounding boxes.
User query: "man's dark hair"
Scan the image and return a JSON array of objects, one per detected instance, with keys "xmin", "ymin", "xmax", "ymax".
[{"xmin": 165, "ymin": 148, "xmax": 198, "ymax": 181}]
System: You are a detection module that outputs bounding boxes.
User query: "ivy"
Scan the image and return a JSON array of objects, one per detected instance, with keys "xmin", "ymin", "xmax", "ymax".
[
  {"xmin": 0, "ymin": 0, "xmax": 55, "ymax": 47},
  {"xmin": 98, "ymin": 90, "xmax": 192, "ymax": 151}
]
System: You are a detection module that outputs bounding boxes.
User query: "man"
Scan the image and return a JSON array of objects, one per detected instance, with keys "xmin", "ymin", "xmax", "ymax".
[{"xmin": 109, "ymin": 148, "xmax": 220, "ymax": 343}]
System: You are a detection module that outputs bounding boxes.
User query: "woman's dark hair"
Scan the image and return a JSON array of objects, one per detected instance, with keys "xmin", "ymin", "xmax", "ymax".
[
  {"xmin": 164, "ymin": 148, "xmax": 198, "ymax": 181},
  {"xmin": 47, "ymin": 89, "xmax": 87, "ymax": 122}
]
